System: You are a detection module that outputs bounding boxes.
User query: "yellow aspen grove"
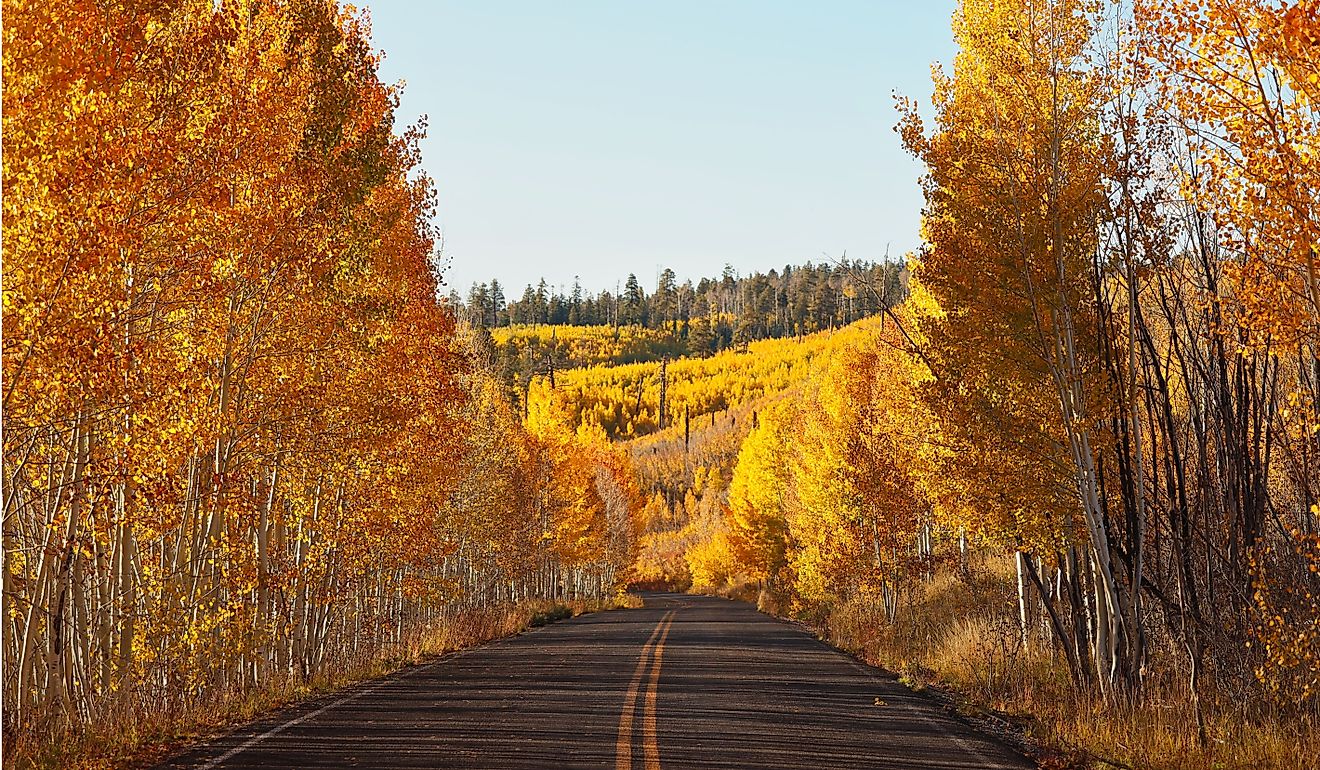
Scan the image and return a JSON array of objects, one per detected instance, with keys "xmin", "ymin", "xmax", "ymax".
[
  {"xmin": 445, "ymin": 343, "xmax": 543, "ymax": 604},
  {"xmin": 525, "ymin": 381, "xmax": 639, "ymax": 600},
  {"xmin": 3, "ymin": 0, "xmax": 454, "ymax": 724},
  {"xmin": 542, "ymin": 329, "xmax": 842, "ymax": 440},
  {"xmin": 712, "ymin": 319, "xmax": 931, "ymax": 620},
  {"xmin": 874, "ymin": 0, "xmax": 1319, "ymax": 750},
  {"xmin": 787, "ymin": 329, "xmax": 912, "ymax": 616},
  {"xmin": 2, "ymin": 0, "xmax": 639, "ymax": 760},
  {"xmin": 725, "ymin": 401, "xmax": 793, "ymax": 608}
]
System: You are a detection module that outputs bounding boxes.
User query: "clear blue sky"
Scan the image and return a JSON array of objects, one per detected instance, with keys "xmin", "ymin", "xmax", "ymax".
[{"xmin": 365, "ymin": 1, "xmax": 958, "ymax": 296}]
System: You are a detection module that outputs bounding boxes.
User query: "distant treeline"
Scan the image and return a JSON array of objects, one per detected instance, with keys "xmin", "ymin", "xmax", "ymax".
[{"xmin": 454, "ymin": 260, "xmax": 907, "ymax": 349}]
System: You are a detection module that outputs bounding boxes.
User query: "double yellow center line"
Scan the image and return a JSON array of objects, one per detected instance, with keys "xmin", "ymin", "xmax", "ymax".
[{"xmin": 616, "ymin": 609, "xmax": 677, "ymax": 770}]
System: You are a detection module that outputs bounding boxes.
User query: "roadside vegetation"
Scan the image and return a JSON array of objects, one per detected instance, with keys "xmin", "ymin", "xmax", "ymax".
[
  {"xmin": 627, "ymin": 1, "xmax": 1320, "ymax": 766},
  {"xmin": 10, "ymin": 598, "xmax": 623, "ymax": 770}
]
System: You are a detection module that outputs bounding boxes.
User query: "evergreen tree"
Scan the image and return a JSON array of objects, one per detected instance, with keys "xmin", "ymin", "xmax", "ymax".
[
  {"xmin": 623, "ymin": 273, "xmax": 646, "ymax": 326},
  {"xmin": 569, "ymin": 277, "xmax": 584, "ymax": 325},
  {"xmin": 489, "ymin": 279, "xmax": 507, "ymax": 327}
]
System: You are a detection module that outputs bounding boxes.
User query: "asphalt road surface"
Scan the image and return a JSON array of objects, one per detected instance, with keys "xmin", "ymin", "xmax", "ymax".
[{"xmin": 160, "ymin": 593, "xmax": 1034, "ymax": 769}]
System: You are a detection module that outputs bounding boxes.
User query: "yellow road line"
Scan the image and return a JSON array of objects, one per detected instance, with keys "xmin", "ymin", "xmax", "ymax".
[
  {"xmin": 642, "ymin": 615, "xmax": 675, "ymax": 770},
  {"xmin": 616, "ymin": 610, "xmax": 675, "ymax": 770}
]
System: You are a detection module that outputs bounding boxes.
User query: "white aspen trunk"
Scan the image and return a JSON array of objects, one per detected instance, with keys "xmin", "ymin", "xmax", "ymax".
[
  {"xmin": 15, "ymin": 502, "xmax": 56, "ymax": 711},
  {"xmin": 18, "ymin": 416, "xmax": 86, "ymax": 714},
  {"xmin": 1016, "ymin": 551, "xmax": 1031, "ymax": 650},
  {"xmin": 256, "ymin": 461, "xmax": 277, "ymax": 675},
  {"xmin": 93, "ymin": 514, "xmax": 112, "ymax": 695},
  {"xmin": 394, "ymin": 569, "xmax": 405, "ymax": 646},
  {"xmin": 2, "ymin": 466, "xmax": 21, "ymax": 709},
  {"xmin": 71, "ymin": 543, "xmax": 93, "ymax": 715},
  {"xmin": 51, "ymin": 414, "xmax": 90, "ymax": 718},
  {"xmin": 1091, "ymin": 546, "xmax": 1115, "ymax": 686},
  {"xmin": 1043, "ymin": 291, "xmax": 1127, "ymax": 696},
  {"xmin": 290, "ymin": 480, "xmax": 319, "ymax": 676},
  {"xmin": 1039, "ymin": 556, "xmax": 1053, "ymax": 642}
]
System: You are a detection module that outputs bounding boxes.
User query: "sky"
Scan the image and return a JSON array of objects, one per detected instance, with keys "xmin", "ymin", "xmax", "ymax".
[{"xmin": 364, "ymin": 1, "xmax": 959, "ymax": 296}]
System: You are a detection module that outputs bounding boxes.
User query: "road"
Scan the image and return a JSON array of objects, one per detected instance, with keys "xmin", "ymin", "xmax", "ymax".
[{"xmin": 160, "ymin": 593, "xmax": 1034, "ymax": 769}]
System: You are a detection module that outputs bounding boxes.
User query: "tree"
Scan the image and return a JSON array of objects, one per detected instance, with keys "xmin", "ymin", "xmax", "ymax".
[
  {"xmin": 569, "ymin": 277, "xmax": 584, "ymax": 325},
  {"xmin": 490, "ymin": 279, "xmax": 507, "ymax": 326},
  {"xmin": 623, "ymin": 273, "xmax": 646, "ymax": 326},
  {"xmin": 515, "ymin": 284, "xmax": 536, "ymax": 325},
  {"xmin": 726, "ymin": 403, "xmax": 793, "ymax": 608},
  {"xmin": 468, "ymin": 282, "xmax": 492, "ymax": 326},
  {"xmin": 0, "ymin": 0, "xmax": 640, "ymax": 747},
  {"xmin": 535, "ymin": 279, "xmax": 550, "ymax": 324},
  {"xmin": 899, "ymin": 0, "xmax": 1135, "ymax": 692},
  {"xmin": 655, "ymin": 268, "xmax": 678, "ymax": 330}
]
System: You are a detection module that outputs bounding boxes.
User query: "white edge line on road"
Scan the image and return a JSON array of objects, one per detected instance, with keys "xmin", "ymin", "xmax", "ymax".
[
  {"xmin": 192, "ymin": 608, "xmax": 591, "ymax": 768},
  {"xmin": 197, "ymin": 683, "xmax": 380, "ymax": 769},
  {"xmin": 196, "ymin": 648, "xmax": 476, "ymax": 769},
  {"xmin": 815, "ymin": 631, "xmax": 1014, "ymax": 770}
]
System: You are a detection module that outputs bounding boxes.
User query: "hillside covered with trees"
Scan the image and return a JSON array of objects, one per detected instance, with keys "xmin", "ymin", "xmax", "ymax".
[
  {"xmin": 459, "ymin": 260, "xmax": 907, "ymax": 340},
  {"xmin": 458, "ymin": 261, "xmax": 908, "ymax": 418}
]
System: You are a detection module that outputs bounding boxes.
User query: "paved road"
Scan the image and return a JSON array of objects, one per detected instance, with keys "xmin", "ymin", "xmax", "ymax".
[{"xmin": 160, "ymin": 593, "xmax": 1034, "ymax": 769}]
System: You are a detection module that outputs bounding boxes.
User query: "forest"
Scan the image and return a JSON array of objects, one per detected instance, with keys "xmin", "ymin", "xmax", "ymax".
[
  {"xmin": 457, "ymin": 261, "xmax": 906, "ymax": 420},
  {"xmin": 2, "ymin": 1, "xmax": 636, "ymax": 765},
  {"xmin": 3, "ymin": 0, "xmax": 1318, "ymax": 768},
  {"xmin": 458, "ymin": 260, "xmax": 907, "ymax": 338}
]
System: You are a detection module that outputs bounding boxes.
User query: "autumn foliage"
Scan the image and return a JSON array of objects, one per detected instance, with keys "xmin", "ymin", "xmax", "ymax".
[
  {"xmin": 5, "ymin": 0, "xmax": 1319, "ymax": 768},
  {"xmin": 2, "ymin": 0, "xmax": 636, "ymax": 763},
  {"xmin": 531, "ymin": 329, "xmax": 844, "ymax": 440},
  {"xmin": 664, "ymin": 0, "xmax": 1318, "ymax": 765}
]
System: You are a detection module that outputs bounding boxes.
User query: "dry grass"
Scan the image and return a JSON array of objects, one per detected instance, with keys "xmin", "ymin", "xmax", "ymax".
[
  {"xmin": 5, "ymin": 596, "xmax": 632, "ymax": 770},
  {"xmin": 611, "ymin": 592, "xmax": 646, "ymax": 609},
  {"xmin": 813, "ymin": 559, "xmax": 1320, "ymax": 770}
]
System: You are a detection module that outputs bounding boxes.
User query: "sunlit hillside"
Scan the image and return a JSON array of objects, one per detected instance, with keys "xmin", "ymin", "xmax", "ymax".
[
  {"xmin": 528, "ymin": 324, "xmax": 876, "ymax": 440},
  {"xmin": 587, "ymin": 319, "xmax": 885, "ymax": 588},
  {"xmin": 627, "ymin": 395, "xmax": 768, "ymax": 589},
  {"xmin": 491, "ymin": 324, "xmax": 689, "ymax": 369}
]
